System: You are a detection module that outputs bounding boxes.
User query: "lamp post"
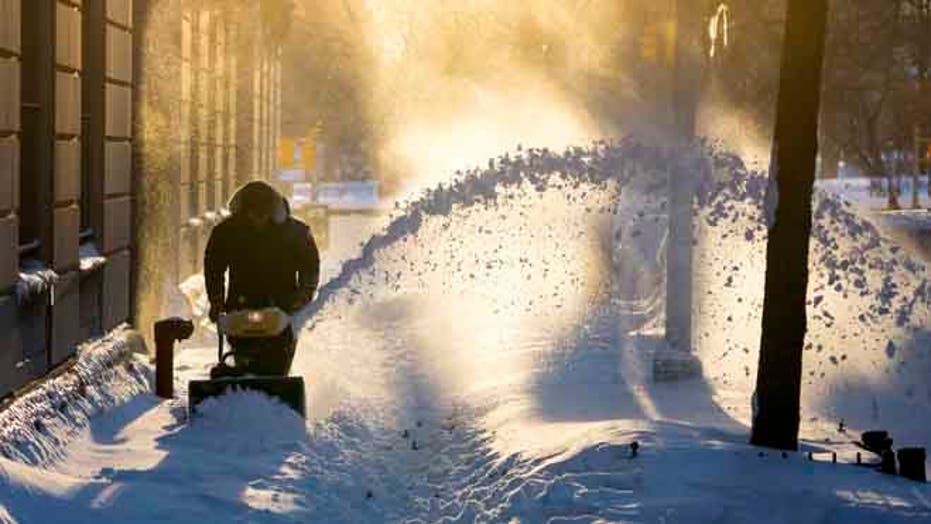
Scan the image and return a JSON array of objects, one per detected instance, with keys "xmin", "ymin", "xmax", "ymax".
[{"xmin": 656, "ymin": 0, "xmax": 715, "ymax": 382}]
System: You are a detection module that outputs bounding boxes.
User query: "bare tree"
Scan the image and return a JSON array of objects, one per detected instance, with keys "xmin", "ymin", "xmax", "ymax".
[
  {"xmin": 902, "ymin": 0, "xmax": 931, "ymax": 205},
  {"xmin": 751, "ymin": 0, "xmax": 829, "ymax": 451},
  {"xmin": 821, "ymin": 0, "xmax": 922, "ymax": 208}
]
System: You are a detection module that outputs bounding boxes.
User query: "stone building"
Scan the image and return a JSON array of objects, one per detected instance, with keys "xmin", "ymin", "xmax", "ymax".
[{"xmin": 0, "ymin": 0, "xmax": 282, "ymax": 397}]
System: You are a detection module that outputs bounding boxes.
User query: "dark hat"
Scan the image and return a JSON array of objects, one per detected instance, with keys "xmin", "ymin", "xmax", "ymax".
[
  {"xmin": 229, "ymin": 180, "xmax": 288, "ymax": 223},
  {"xmin": 238, "ymin": 181, "xmax": 278, "ymax": 214}
]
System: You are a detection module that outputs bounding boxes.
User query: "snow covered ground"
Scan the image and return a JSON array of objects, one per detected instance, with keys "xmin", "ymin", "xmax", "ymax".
[
  {"xmin": 1, "ymin": 142, "xmax": 931, "ymax": 523},
  {"xmin": 818, "ymin": 176, "xmax": 930, "ymax": 212}
]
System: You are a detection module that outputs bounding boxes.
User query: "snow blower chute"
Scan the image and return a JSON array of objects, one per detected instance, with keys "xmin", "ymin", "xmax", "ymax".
[{"xmin": 188, "ymin": 308, "xmax": 306, "ymax": 417}]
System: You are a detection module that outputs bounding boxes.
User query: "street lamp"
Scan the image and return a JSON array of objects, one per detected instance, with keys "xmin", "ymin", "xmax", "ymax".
[{"xmin": 708, "ymin": 3, "xmax": 730, "ymax": 60}]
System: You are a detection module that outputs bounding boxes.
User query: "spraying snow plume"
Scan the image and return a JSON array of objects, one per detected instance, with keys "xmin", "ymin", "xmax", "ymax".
[
  {"xmin": 284, "ymin": 0, "xmax": 686, "ymax": 196},
  {"xmin": 290, "ymin": 139, "xmax": 931, "ymax": 448}
]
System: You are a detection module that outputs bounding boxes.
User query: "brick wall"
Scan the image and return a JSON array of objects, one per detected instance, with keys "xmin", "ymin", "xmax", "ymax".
[
  {"xmin": 0, "ymin": 0, "xmax": 20, "ymax": 296},
  {"xmin": 101, "ymin": 0, "xmax": 133, "ymax": 334},
  {"xmin": 1, "ymin": 0, "xmax": 283, "ymax": 398},
  {"xmin": 0, "ymin": 0, "xmax": 19, "ymax": 395},
  {"xmin": 5, "ymin": 0, "xmax": 57, "ymax": 389},
  {"xmin": 51, "ymin": 0, "xmax": 83, "ymax": 367},
  {"xmin": 0, "ymin": 0, "xmax": 137, "ymax": 398}
]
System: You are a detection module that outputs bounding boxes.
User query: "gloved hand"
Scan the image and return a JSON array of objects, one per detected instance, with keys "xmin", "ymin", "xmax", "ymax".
[
  {"xmin": 208, "ymin": 302, "xmax": 224, "ymax": 324},
  {"xmin": 287, "ymin": 290, "xmax": 314, "ymax": 313}
]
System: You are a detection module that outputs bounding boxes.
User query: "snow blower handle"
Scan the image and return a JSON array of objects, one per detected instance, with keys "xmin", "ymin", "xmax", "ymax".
[
  {"xmin": 217, "ymin": 332, "xmax": 225, "ymax": 363},
  {"xmin": 216, "ymin": 330, "xmax": 237, "ymax": 365}
]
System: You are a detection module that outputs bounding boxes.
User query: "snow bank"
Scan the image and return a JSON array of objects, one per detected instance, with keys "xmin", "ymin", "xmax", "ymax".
[
  {"xmin": 818, "ymin": 175, "xmax": 931, "ymax": 211},
  {"xmin": 190, "ymin": 390, "xmax": 307, "ymax": 451},
  {"xmin": 0, "ymin": 327, "xmax": 151, "ymax": 466}
]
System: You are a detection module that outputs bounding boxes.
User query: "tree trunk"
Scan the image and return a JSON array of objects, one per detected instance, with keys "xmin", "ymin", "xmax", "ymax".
[
  {"xmin": 751, "ymin": 0, "xmax": 829, "ymax": 451},
  {"xmin": 887, "ymin": 173, "xmax": 901, "ymax": 210},
  {"xmin": 913, "ymin": 170, "xmax": 920, "ymax": 209}
]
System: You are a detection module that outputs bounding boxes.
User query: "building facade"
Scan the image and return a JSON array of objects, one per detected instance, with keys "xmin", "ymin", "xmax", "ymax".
[
  {"xmin": 0, "ymin": 0, "xmax": 137, "ymax": 397},
  {"xmin": 134, "ymin": 0, "xmax": 282, "ymax": 348},
  {"xmin": 0, "ymin": 0, "xmax": 281, "ymax": 398}
]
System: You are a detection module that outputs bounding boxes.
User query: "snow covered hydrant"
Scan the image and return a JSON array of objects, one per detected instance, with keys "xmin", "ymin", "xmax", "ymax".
[{"xmin": 154, "ymin": 317, "xmax": 194, "ymax": 399}]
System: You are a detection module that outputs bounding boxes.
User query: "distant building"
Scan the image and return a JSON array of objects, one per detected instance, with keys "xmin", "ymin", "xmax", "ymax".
[{"xmin": 0, "ymin": 0, "xmax": 282, "ymax": 398}]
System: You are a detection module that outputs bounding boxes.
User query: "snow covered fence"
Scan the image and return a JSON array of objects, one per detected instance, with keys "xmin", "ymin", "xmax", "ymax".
[{"xmin": 0, "ymin": 327, "xmax": 151, "ymax": 466}]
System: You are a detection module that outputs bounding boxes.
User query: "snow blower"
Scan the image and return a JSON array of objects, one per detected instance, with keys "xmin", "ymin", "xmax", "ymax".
[{"xmin": 188, "ymin": 307, "xmax": 306, "ymax": 417}]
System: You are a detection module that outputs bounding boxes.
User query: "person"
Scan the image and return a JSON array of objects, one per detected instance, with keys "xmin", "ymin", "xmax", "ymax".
[{"xmin": 204, "ymin": 180, "xmax": 320, "ymax": 376}]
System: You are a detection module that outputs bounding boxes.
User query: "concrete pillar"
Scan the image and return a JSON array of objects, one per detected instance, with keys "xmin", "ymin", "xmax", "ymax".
[
  {"xmin": 234, "ymin": 31, "xmax": 258, "ymax": 186},
  {"xmin": 655, "ymin": 0, "xmax": 706, "ymax": 381},
  {"xmin": 78, "ymin": 0, "xmax": 105, "ymax": 343},
  {"xmin": 226, "ymin": 25, "xmax": 237, "ymax": 198},
  {"xmin": 101, "ymin": 0, "xmax": 134, "ymax": 332}
]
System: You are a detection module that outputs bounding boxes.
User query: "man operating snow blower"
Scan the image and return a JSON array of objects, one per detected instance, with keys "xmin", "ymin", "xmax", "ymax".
[{"xmin": 188, "ymin": 181, "xmax": 319, "ymax": 416}]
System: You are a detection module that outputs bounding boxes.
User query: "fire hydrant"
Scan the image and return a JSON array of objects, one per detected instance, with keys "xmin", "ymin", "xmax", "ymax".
[{"xmin": 154, "ymin": 317, "xmax": 194, "ymax": 399}]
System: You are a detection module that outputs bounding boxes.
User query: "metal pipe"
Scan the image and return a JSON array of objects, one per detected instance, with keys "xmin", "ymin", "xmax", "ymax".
[
  {"xmin": 154, "ymin": 318, "xmax": 194, "ymax": 399},
  {"xmin": 18, "ymin": 240, "xmax": 42, "ymax": 255}
]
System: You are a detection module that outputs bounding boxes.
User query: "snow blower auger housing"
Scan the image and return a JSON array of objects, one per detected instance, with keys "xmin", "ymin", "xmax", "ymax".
[{"xmin": 189, "ymin": 307, "xmax": 306, "ymax": 418}]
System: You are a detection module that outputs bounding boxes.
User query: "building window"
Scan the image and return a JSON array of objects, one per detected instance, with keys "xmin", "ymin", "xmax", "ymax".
[
  {"xmin": 19, "ymin": 0, "xmax": 53, "ymax": 258},
  {"xmin": 81, "ymin": 0, "xmax": 104, "ymax": 241}
]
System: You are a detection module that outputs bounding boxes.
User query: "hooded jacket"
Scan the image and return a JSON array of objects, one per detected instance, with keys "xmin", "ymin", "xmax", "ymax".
[{"xmin": 205, "ymin": 181, "xmax": 320, "ymax": 313}]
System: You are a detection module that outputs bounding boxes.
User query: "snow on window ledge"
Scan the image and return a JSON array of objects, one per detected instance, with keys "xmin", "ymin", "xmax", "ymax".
[
  {"xmin": 15, "ymin": 259, "xmax": 59, "ymax": 307},
  {"xmin": 78, "ymin": 243, "xmax": 108, "ymax": 274}
]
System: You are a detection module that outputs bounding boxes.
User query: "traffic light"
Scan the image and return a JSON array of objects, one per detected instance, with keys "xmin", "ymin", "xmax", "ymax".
[
  {"xmin": 640, "ymin": 20, "xmax": 660, "ymax": 63},
  {"xmin": 640, "ymin": 18, "xmax": 677, "ymax": 67},
  {"xmin": 277, "ymin": 138, "xmax": 297, "ymax": 169},
  {"xmin": 663, "ymin": 20, "xmax": 677, "ymax": 67}
]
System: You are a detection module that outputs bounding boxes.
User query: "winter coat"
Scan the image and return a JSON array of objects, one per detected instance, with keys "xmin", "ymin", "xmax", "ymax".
[{"xmin": 205, "ymin": 182, "xmax": 320, "ymax": 313}]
